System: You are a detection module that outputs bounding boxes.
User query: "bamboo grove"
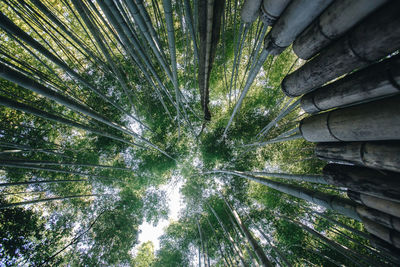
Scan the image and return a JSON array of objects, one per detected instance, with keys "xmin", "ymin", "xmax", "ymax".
[{"xmin": 0, "ymin": 0, "xmax": 399, "ymax": 266}]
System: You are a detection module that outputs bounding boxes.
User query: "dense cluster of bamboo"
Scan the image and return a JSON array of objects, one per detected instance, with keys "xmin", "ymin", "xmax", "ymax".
[
  {"xmin": 292, "ymin": 1, "xmax": 400, "ymax": 253},
  {"xmin": 243, "ymin": 0, "xmax": 400, "ymax": 257},
  {"xmin": 1, "ymin": 0, "xmax": 399, "ymax": 264},
  {"xmin": 217, "ymin": 0, "xmax": 400, "ymax": 263}
]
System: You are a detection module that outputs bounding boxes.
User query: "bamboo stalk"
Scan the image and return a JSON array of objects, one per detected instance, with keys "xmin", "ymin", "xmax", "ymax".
[
  {"xmin": 282, "ymin": 2, "xmax": 400, "ymax": 97},
  {"xmin": 362, "ymin": 217, "xmax": 400, "ymax": 249},
  {"xmin": 0, "ymin": 95, "xmax": 144, "ymax": 149},
  {"xmin": 317, "ymin": 142, "xmax": 400, "ymax": 173},
  {"xmin": 356, "ymin": 206, "xmax": 400, "ymax": 232},
  {"xmin": 348, "ymin": 191, "xmax": 400, "ymax": 219},
  {"xmin": 208, "ymin": 204, "xmax": 250, "ymax": 267},
  {"xmin": 263, "ymin": 0, "xmax": 333, "ymax": 55},
  {"xmin": 224, "ymin": 199, "xmax": 273, "ymax": 266},
  {"xmin": 207, "ymin": 170, "xmax": 360, "ymax": 220},
  {"xmin": 293, "ymin": 0, "xmax": 388, "ymax": 60},
  {"xmin": 241, "ymin": 0, "xmax": 262, "ymax": 24},
  {"xmin": 301, "ymin": 55, "xmax": 400, "ymax": 114},
  {"xmin": 260, "ymin": 0, "xmax": 291, "ymax": 26},
  {"xmin": 0, "ymin": 10, "xmax": 145, "ymax": 127},
  {"xmin": 300, "ymin": 95, "xmax": 400, "ymax": 142},
  {"xmin": 323, "ymin": 164, "xmax": 400, "ymax": 203}
]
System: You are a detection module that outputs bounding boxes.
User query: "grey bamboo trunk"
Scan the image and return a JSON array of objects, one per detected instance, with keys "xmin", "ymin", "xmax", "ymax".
[
  {"xmin": 241, "ymin": 0, "xmax": 262, "ymax": 24},
  {"xmin": 301, "ymin": 55, "xmax": 400, "ymax": 114},
  {"xmin": 348, "ymin": 191, "xmax": 400, "ymax": 219},
  {"xmin": 323, "ymin": 164, "xmax": 400, "ymax": 202},
  {"xmin": 293, "ymin": 0, "xmax": 387, "ymax": 60},
  {"xmin": 317, "ymin": 142, "xmax": 400, "ymax": 173},
  {"xmin": 260, "ymin": 0, "xmax": 291, "ymax": 26},
  {"xmin": 299, "ymin": 95, "xmax": 400, "ymax": 142},
  {"xmin": 282, "ymin": 2, "xmax": 400, "ymax": 97},
  {"xmin": 362, "ymin": 217, "xmax": 400, "ymax": 249},
  {"xmin": 263, "ymin": 0, "xmax": 333, "ymax": 55},
  {"xmin": 356, "ymin": 206, "xmax": 400, "ymax": 232},
  {"xmin": 242, "ymin": 170, "xmax": 328, "ymax": 184},
  {"xmin": 213, "ymin": 170, "xmax": 360, "ymax": 220}
]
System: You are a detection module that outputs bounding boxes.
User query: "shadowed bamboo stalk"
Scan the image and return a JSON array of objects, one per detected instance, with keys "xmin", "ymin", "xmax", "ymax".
[
  {"xmin": 125, "ymin": 0, "xmax": 172, "ymax": 80},
  {"xmin": 98, "ymin": 0, "xmax": 178, "ymax": 115},
  {"xmin": 223, "ymin": 204, "xmax": 259, "ymax": 266},
  {"xmin": 206, "ymin": 170, "xmax": 360, "ymax": 220},
  {"xmin": 348, "ymin": 191, "xmax": 400, "ymax": 218},
  {"xmin": 183, "ymin": 0, "xmax": 199, "ymax": 64},
  {"xmin": 284, "ymin": 217, "xmax": 367, "ymax": 266},
  {"xmin": 70, "ymin": 0, "xmax": 138, "ymax": 115},
  {"xmin": 301, "ymin": 54, "xmax": 400, "ymax": 114},
  {"xmin": 323, "ymin": 164, "xmax": 400, "ymax": 202}
]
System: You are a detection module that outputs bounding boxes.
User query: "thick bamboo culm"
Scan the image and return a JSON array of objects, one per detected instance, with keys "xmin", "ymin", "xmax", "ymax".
[
  {"xmin": 348, "ymin": 190, "xmax": 400, "ymax": 219},
  {"xmin": 301, "ymin": 55, "xmax": 400, "ymax": 114},
  {"xmin": 362, "ymin": 217, "xmax": 400, "ymax": 249},
  {"xmin": 293, "ymin": 0, "xmax": 387, "ymax": 60},
  {"xmin": 260, "ymin": 0, "xmax": 291, "ymax": 26},
  {"xmin": 240, "ymin": 0, "xmax": 262, "ymax": 24},
  {"xmin": 323, "ymin": 164, "xmax": 400, "ymax": 202},
  {"xmin": 281, "ymin": 2, "xmax": 400, "ymax": 97},
  {"xmin": 299, "ymin": 95, "xmax": 400, "ymax": 142},
  {"xmin": 263, "ymin": 0, "xmax": 333, "ymax": 55},
  {"xmin": 356, "ymin": 206, "xmax": 400, "ymax": 232},
  {"xmin": 317, "ymin": 142, "xmax": 400, "ymax": 173}
]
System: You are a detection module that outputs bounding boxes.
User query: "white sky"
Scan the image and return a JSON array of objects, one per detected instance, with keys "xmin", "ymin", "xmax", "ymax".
[{"xmin": 135, "ymin": 179, "xmax": 184, "ymax": 251}]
